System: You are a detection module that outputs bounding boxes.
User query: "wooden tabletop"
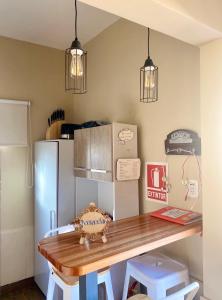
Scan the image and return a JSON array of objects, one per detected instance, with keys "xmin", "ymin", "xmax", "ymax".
[{"xmin": 38, "ymin": 213, "xmax": 202, "ymax": 276}]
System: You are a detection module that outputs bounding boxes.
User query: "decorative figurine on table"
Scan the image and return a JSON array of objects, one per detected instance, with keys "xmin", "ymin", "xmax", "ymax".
[{"xmin": 74, "ymin": 202, "xmax": 111, "ymax": 245}]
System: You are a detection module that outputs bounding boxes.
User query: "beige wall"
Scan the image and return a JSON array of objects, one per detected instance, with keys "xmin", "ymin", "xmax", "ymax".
[
  {"xmin": 0, "ymin": 36, "xmax": 73, "ymax": 285},
  {"xmin": 201, "ymin": 39, "xmax": 222, "ymax": 300},
  {"xmin": 73, "ymin": 19, "xmax": 202, "ymax": 279}
]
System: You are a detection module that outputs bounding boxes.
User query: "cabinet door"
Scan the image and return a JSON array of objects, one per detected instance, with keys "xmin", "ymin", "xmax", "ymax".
[
  {"xmin": 90, "ymin": 125, "xmax": 112, "ymax": 181},
  {"xmin": 74, "ymin": 128, "xmax": 91, "ymax": 178}
]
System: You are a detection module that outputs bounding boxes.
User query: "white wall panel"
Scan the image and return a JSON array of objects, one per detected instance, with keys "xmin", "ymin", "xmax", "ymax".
[{"xmin": 0, "ymin": 99, "xmax": 28, "ymax": 146}]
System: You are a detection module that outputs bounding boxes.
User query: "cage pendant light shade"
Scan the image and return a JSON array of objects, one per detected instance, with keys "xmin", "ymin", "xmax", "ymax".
[
  {"xmin": 65, "ymin": 44, "xmax": 87, "ymax": 93},
  {"xmin": 140, "ymin": 28, "xmax": 158, "ymax": 103},
  {"xmin": 65, "ymin": 0, "xmax": 87, "ymax": 93}
]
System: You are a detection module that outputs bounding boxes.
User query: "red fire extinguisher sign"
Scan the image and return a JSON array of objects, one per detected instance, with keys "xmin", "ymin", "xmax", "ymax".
[{"xmin": 145, "ymin": 162, "xmax": 168, "ymax": 203}]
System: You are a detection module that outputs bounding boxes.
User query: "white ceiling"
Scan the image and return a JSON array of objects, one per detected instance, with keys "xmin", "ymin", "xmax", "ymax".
[
  {"xmin": 1, "ymin": 0, "xmax": 222, "ymax": 49},
  {"xmin": 0, "ymin": 0, "xmax": 119, "ymax": 50},
  {"xmin": 155, "ymin": 0, "xmax": 222, "ymax": 33},
  {"xmin": 79, "ymin": 0, "xmax": 222, "ymax": 46}
]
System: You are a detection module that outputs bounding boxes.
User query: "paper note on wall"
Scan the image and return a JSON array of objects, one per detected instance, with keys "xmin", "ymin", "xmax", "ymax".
[{"xmin": 116, "ymin": 158, "xmax": 140, "ymax": 181}]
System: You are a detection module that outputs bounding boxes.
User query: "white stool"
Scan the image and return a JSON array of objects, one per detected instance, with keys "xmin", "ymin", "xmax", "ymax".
[
  {"xmin": 127, "ymin": 282, "xmax": 199, "ymax": 300},
  {"xmin": 45, "ymin": 225, "xmax": 114, "ymax": 300},
  {"xmin": 47, "ymin": 265, "xmax": 114, "ymax": 300},
  {"xmin": 122, "ymin": 253, "xmax": 189, "ymax": 300}
]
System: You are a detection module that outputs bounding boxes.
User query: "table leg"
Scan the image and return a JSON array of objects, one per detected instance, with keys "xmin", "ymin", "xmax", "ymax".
[{"xmin": 79, "ymin": 271, "xmax": 98, "ymax": 300}]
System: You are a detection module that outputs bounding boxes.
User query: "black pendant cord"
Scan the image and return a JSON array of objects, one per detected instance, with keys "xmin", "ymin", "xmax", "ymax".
[
  {"xmin": 75, "ymin": 0, "xmax": 78, "ymax": 39},
  {"xmin": 147, "ymin": 27, "xmax": 150, "ymax": 58}
]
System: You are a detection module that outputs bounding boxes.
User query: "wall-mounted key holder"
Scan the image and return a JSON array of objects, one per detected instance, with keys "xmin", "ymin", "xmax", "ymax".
[{"xmin": 165, "ymin": 129, "xmax": 201, "ymax": 155}]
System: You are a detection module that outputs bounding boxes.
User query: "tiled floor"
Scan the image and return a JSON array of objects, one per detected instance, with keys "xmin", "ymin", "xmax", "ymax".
[{"xmin": 1, "ymin": 283, "xmax": 45, "ymax": 300}]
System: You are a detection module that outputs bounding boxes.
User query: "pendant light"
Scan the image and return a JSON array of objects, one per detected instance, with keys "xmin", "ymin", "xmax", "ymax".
[
  {"xmin": 140, "ymin": 28, "xmax": 158, "ymax": 103},
  {"xmin": 65, "ymin": 0, "xmax": 87, "ymax": 93}
]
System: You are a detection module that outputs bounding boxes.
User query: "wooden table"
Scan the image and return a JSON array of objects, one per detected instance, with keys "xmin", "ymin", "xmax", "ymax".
[{"xmin": 38, "ymin": 213, "xmax": 202, "ymax": 300}]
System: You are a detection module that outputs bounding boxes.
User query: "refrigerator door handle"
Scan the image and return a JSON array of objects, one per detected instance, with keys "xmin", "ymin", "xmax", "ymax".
[{"xmin": 50, "ymin": 210, "xmax": 56, "ymax": 231}]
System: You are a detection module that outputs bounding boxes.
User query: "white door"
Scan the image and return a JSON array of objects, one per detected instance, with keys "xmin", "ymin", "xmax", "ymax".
[{"xmin": 34, "ymin": 141, "xmax": 58, "ymax": 295}]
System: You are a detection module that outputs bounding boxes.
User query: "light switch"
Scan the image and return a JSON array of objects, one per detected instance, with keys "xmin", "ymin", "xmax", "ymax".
[{"xmin": 188, "ymin": 180, "xmax": 198, "ymax": 198}]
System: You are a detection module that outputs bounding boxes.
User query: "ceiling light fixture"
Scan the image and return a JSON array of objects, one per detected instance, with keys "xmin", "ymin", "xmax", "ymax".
[
  {"xmin": 65, "ymin": 0, "xmax": 87, "ymax": 94},
  {"xmin": 140, "ymin": 28, "xmax": 158, "ymax": 103}
]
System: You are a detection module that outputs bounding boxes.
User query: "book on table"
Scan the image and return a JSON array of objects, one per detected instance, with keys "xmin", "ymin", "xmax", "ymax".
[{"xmin": 150, "ymin": 206, "xmax": 202, "ymax": 225}]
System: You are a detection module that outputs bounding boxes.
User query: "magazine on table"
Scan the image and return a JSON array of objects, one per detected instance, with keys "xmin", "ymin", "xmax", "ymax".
[{"xmin": 150, "ymin": 206, "xmax": 202, "ymax": 225}]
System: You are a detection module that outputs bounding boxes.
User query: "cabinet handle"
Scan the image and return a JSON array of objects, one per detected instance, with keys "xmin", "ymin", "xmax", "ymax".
[
  {"xmin": 74, "ymin": 167, "xmax": 90, "ymax": 171},
  {"xmin": 90, "ymin": 169, "xmax": 111, "ymax": 174}
]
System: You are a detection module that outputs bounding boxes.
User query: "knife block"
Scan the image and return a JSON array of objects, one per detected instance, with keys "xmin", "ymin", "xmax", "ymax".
[{"xmin": 46, "ymin": 120, "xmax": 65, "ymax": 140}]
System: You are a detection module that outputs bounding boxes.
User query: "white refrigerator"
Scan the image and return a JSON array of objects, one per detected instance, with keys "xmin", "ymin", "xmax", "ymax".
[{"xmin": 34, "ymin": 140, "xmax": 75, "ymax": 296}]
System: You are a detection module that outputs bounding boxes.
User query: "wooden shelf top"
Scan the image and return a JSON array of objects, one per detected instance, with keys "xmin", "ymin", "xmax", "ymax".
[{"xmin": 38, "ymin": 213, "xmax": 202, "ymax": 276}]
